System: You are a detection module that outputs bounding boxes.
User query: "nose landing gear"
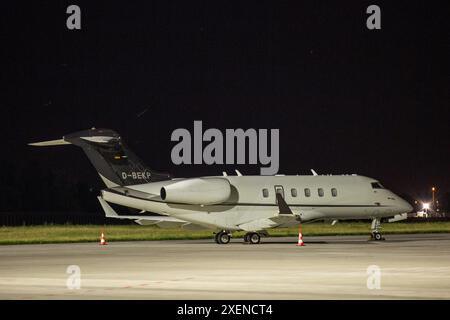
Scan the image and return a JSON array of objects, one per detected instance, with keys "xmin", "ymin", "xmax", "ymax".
[{"xmin": 370, "ymin": 218, "xmax": 385, "ymax": 241}]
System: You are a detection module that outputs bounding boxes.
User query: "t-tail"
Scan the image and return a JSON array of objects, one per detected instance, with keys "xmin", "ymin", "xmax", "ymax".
[{"xmin": 29, "ymin": 128, "xmax": 172, "ymax": 187}]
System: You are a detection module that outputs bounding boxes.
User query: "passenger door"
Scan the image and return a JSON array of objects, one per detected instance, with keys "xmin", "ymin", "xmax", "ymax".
[{"xmin": 274, "ymin": 185, "xmax": 285, "ymax": 204}]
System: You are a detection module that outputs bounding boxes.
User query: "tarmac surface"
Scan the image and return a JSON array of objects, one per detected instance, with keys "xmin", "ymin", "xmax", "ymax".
[{"xmin": 0, "ymin": 233, "xmax": 450, "ymax": 299}]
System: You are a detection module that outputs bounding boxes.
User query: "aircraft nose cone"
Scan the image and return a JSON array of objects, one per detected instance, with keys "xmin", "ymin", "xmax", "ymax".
[{"xmin": 400, "ymin": 200, "xmax": 413, "ymax": 213}]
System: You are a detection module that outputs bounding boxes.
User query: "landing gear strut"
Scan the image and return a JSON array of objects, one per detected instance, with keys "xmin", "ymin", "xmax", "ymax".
[
  {"xmin": 243, "ymin": 232, "xmax": 261, "ymax": 244},
  {"xmin": 214, "ymin": 230, "xmax": 231, "ymax": 244},
  {"xmin": 370, "ymin": 218, "xmax": 385, "ymax": 241}
]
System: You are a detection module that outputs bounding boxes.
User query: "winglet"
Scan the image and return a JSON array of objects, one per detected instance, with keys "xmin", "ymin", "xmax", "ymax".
[
  {"xmin": 276, "ymin": 193, "xmax": 293, "ymax": 215},
  {"xmin": 97, "ymin": 196, "xmax": 119, "ymax": 217}
]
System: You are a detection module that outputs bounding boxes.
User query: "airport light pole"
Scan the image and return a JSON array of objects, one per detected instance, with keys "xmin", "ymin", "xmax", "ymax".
[{"xmin": 431, "ymin": 187, "xmax": 436, "ymax": 210}]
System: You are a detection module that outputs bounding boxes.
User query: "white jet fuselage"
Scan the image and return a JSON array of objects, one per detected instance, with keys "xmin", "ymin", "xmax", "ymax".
[{"xmin": 100, "ymin": 175, "xmax": 412, "ymax": 232}]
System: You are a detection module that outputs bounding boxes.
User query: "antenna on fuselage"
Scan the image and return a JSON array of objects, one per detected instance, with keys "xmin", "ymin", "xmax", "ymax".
[
  {"xmin": 222, "ymin": 172, "xmax": 228, "ymax": 177},
  {"xmin": 235, "ymin": 170, "xmax": 243, "ymax": 176},
  {"xmin": 311, "ymin": 169, "xmax": 318, "ymax": 176}
]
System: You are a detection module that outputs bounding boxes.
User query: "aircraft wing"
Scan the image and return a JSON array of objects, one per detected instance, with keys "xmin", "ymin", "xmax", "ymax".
[
  {"xmin": 97, "ymin": 196, "xmax": 209, "ymax": 230},
  {"xmin": 237, "ymin": 194, "xmax": 326, "ymax": 231},
  {"xmin": 237, "ymin": 195, "xmax": 298, "ymax": 231},
  {"xmin": 237, "ymin": 211, "xmax": 324, "ymax": 231}
]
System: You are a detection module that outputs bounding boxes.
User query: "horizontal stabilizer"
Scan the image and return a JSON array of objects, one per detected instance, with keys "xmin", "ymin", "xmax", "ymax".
[{"xmin": 28, "ymin": 139, "xmax": 71, "ymax": 146}]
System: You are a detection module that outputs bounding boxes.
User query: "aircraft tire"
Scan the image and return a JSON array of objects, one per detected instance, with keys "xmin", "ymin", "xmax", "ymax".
[
  {"xmin": 214, "ymin": 232, "xmax": 220, "ymax": 244},
  {"xmin": 216, "ymin": 231, "xmax": 231, "ymax": 244},
  {"xmin": 373, "ymin": 232, "xmax": 384, "ymax": 241},
  {"xmin": 249, "ymin": 233, "xmax": 261, "ymax": 244}
]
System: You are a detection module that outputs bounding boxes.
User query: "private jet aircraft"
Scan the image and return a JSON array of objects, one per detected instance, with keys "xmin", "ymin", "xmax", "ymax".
[{"xmin": 29, "ymin": 128, "xmax": 413, "ymax": 244}]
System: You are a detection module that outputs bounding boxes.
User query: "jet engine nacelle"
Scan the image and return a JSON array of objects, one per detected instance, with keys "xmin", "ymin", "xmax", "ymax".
[{"xmin": 160, "ymin": 178, "xmax": 231, "ymax": 205}]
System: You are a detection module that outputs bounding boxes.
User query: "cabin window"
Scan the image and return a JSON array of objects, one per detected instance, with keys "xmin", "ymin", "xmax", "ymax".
[
  {"xmin": 318, "ymin": 188, "xmax": 324, "ymax": 197},
  {"xmin": 291, "ymin": 188, "xmax": 298, "ymax": 197},
  {"xmin": 262, "ymin": 188, "xmax": 269, "ymax": 198},
  {"xmin": 371, "ymin": 182, "xmax": 384, "ymax": 189},
  {"xmin": 331, "ymin": 188, "xmax": 338, "ymax": 197},
  {"xmin": 304, "ymin": 188, "xmax": 311, "ymax": 197}
]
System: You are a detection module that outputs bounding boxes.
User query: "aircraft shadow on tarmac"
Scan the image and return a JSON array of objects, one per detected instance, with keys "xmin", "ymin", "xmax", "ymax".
[
  {"xmin": 235, "ymin": 238, "xmax": 430, "ymax": 245},
  {"xmin": 180, "ymin": 234, "xmax": 446, "ymax": 245}
]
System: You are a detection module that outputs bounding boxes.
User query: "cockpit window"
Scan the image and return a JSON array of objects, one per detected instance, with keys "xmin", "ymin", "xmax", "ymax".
[{"xmin": 371, "ymin": 182, "xmax": 384, "ymax": 189}]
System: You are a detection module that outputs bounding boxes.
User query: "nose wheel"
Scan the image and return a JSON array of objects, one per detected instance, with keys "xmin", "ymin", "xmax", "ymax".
[
  {"xmin": 214, "ymin": 230, "xmax": 231, "ymax": 244},
  {"xmin": 370, "ymin": 218, "xmax": 385, "ymax": 241},
  {"xmin": 371, "ymin": 232, "xmax": 384, "ymax": 241},
  {"xmin": 243, "ymin": 232, "xmax": 261, "ymax": 244}
]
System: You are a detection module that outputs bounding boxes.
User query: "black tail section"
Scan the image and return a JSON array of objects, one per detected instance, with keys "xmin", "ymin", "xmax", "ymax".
[{"xmin": 30, "ymin": 128, "xmax": 172, "ymax": 187}]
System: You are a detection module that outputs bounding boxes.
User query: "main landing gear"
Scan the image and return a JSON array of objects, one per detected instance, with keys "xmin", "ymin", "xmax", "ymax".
[
  {"xmin": 214, "ymin": 230, "xmax": 231, "ymax": 244},
  {"xmin": 370, "ymin": 218, "xmax": 385, "ymax": 241},
  {"xmin": 243, "ymin": 232, "xmax": 261, "ymax": 244},
  {"xmin": 214, "ymin": 231, "xmax": 264, "ymax": 244}
]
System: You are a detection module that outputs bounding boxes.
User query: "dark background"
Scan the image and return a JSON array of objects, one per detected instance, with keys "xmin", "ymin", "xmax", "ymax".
[{"xmin": 0, "ymin": 1, "xmax": 449, "ymax": 216}]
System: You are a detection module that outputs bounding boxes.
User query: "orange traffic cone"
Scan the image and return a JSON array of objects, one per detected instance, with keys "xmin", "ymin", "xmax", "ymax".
[
  {"xmin": 296, "ymin": 228, "xmax": 305, "ymax": 246},
  {"xmin": 99, "ymin": 232, "xmax": 108, "ymax": 245}
]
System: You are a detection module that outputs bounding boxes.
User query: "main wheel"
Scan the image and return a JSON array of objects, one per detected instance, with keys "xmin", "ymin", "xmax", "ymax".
[
  {"xmin": 249, "ymin": 233, "xmax": 261, "ymax": 244},
  {"xmin": 214, "ymin": 232, "xmax": 220, "ymax": 244},
  {"xmin": 215, "ymin": 231, "xmax": 231, "ymax": 244}
]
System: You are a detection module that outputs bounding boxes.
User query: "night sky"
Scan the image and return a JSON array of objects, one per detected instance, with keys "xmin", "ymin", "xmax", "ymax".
[{"xmin": 1, "ymin": 1, "xmax": 449, "ymax": 211}]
